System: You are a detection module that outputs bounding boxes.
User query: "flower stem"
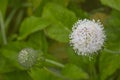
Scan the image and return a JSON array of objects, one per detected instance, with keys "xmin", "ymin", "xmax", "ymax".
[
  {"xmin": 88, "ymin": 56, "xmax": 97, "ymax": 80},
  {"xmin": 0, "ymin": 11, "xmax": 7, "ymax": 45},
  {"xmin": 89, "ymin": 61, "xmax": 95, "ymax": 80},
  {"xmin": 43, "ymin": 67, "xmax": 64, "ymax": 78},
  {"xmin": 45, "ymin": 58, "xmax": 64, "ymax": 68},
  {"xmin": 104, "ymin": 48, "xmax": 120, "ymax": 54}
]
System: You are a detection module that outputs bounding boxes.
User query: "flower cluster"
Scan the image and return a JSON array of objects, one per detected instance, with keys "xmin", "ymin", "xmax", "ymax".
[{"xmin": 69, "ymin": 19, "xmax": 106, "ymax": 56}]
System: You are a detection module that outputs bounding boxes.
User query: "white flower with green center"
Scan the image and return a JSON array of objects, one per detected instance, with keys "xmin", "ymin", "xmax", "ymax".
[
  {"xmin": 70, "ymin": 19, "xmax": 106, "ymax": 56},
  {"xmin": 18, "ymin": 48, "xmax": 38, "ymax": 68}
]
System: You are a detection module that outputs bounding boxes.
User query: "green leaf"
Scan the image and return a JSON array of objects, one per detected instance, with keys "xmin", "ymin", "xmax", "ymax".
[
  {"xmin": 42, "ymin": 3, "xmax": 77, "ymax": 29},
  {"xmin": 45, "ymin": 22, "xmax": 70, "ymax": 42},
  {"xmin": 3, "ymin": 71, "xmax": 32, "ymax": 80},
  {"xmin": 0, "ymin": 0, "xmax": 8, "ymax": 18},
  {"xmin": 99, "ymin": 51, "xmax": 120, "ymax": 80},
  {"xmin": 100, "ymin": 0, "xmax": 120, "ymax": 11},
  {"xmin": 33, "ymin": 0, "xmax": 48, "ymax": 16},
  {"xmin": 62, "ymin": 64, "xmax": 89, "ymax": 79},
  {"xmin": 42, "ymin": 3, "xmax": 77, "ymax": 42},
  {"xmin": 29, "ymin": 68, "xmax": 60, "ymax": 80},
  {"xmin": 66, "ymin": 46, "xmax": 90, "ymax": 70},
  {"xmin": 31, "ymin": 0, "xmax": 42, "ymax": 9},
  {"xmin": 51, "ymin": 0, "xmax": 70, "ymax": 7},
  {"xmin": 19, "ymin": 16, "xmax": 50, "ymax": 40},
  {"xmin": 105, "ymin": 10, "xmax": 120, "ymax": 50},
  {"xmin": 99, "ymin": 10, "xmax": 120, "ymax": 80},
  {"xmin": 68, "ymin": 1, "xmax": 89, "ymax": 18},
  {"xmin": 28, "ymin": 31, "xmax": 48, "ymax": 53},
  {"xmin": 48, "ymin": 42, "xmax": 68, "ymax": 62},
  {"xmin": 0, "ymin": 54, "xmax": 15, "ymax": 73}
]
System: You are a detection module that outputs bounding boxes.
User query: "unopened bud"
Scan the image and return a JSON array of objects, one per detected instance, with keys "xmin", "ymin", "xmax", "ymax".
[{"xmin": 18, "ymin": 48, "xmax": 38, "ymax": 68}]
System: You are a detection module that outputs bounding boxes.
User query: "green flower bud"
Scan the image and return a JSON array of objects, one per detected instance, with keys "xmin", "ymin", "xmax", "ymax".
[{"xmin": 18, "ymin": 48, "xmax": 38, "ymax": 68}]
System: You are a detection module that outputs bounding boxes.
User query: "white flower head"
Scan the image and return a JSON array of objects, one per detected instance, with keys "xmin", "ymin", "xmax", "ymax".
[
  {"xmin": 18, "ymin": 48, "xmax": 38, "ymax": 68},
  {"xmin": 69, "ymin": 19, "xmax": 106, "ymax": 56}
]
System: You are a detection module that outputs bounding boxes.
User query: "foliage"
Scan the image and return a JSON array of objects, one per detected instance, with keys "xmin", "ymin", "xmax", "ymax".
[{"xmin": 0, "ymin": 0, "xmax": 120, "ymax": 80}]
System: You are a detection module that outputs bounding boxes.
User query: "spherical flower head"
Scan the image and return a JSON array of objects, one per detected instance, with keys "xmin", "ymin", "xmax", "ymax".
[
  {"xmin": 69, "ymin": 19, "xmax": 106, "ymax": 56},
  {"xmin": 18, "ymin": 48, "xmax": 38, "ymax": 68}
]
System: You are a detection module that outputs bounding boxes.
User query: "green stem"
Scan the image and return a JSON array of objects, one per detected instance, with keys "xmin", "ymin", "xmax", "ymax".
[
  {"xmin": 5, "ymin": 8, "xmax": 17, "ymax": 30},
  {"xmin": 43, "ymin": 67, "xmax": 64, "ymax": 79},
  {"xmin": 104, "ymin": 48, "xmax": 120, "ymax": 54},
  {"xmin": 89, "ymin": 61, "xmax": 94, "ymax": 80},
  {"xmin": 0, "ymin": 11, "xmax": 7, "ymax": 45},
  {"xmin": 45, "ymin": 59, "xmax": 65, "ymax": 68},
  {"xmin": 89, "ymin": 53, "xmax": 100, "ymax": 80},
  {"xmin": 88, "ymin": 55, "xmax": 97, "ymax": 80},
  {"xmin": 14, "ymin": 10, "xmax": 24, "ymax": 32}
]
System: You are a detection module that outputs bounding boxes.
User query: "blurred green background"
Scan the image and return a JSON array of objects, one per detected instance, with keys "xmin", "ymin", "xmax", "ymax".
[{"xmin": 0, "ymin": 0, "xmax": 120, "ymax": 80}]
